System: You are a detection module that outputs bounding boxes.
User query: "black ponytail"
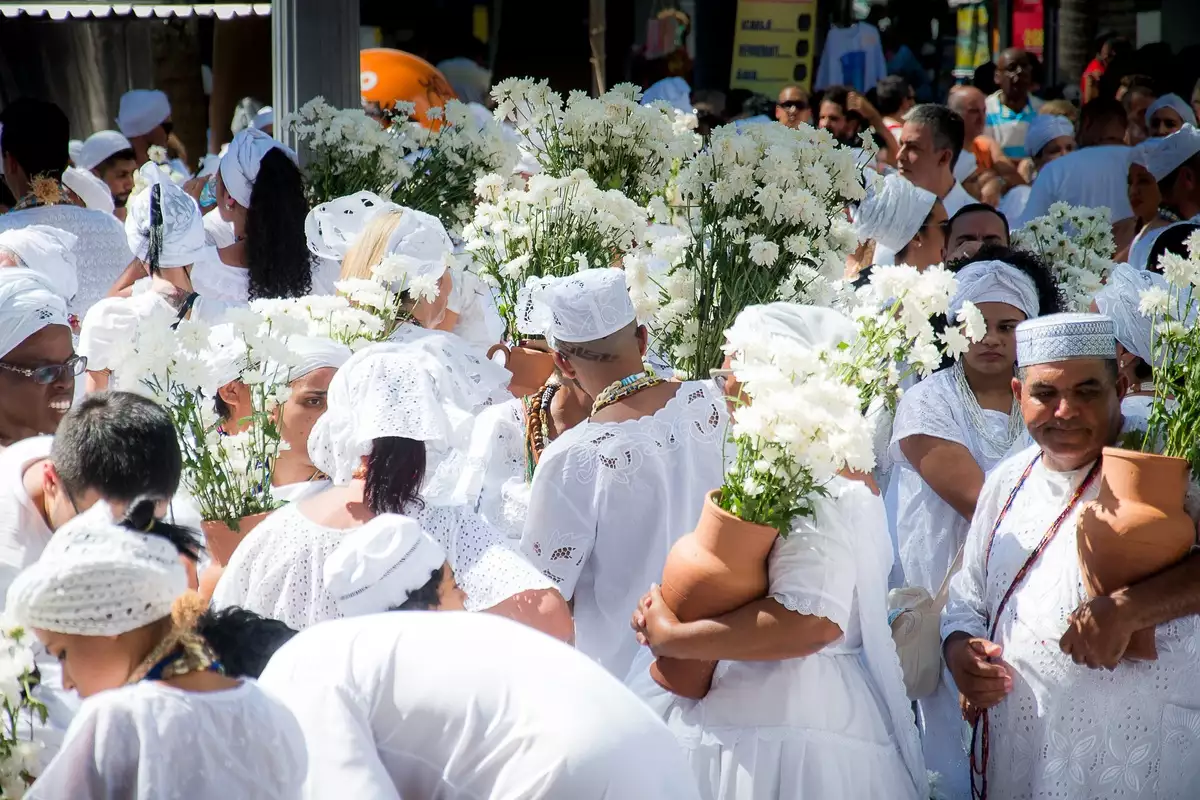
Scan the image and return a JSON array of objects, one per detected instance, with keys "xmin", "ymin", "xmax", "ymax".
[
  {"xmin": 195, "ymin": 606, "xmax": 297, "ymax": 678},
  {"xmin": 144, "ymin": 183, "xmax": 165, "ymax": 275},
  {"xmin": 245, "ymin": 149, "xmax": 314, "ymax": 300},
  {"xmin": 364, "ymin": 437, "xmax": 426, "ymax": 515},
  {"xmin": 117, "ymin": 495, "xmax": 202, "ymax": 563}
]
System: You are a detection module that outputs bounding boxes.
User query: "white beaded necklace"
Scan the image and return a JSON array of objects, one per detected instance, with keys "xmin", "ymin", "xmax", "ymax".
[{"xmin": 951, "ymin": 361, "xmax": 1024, "ymax": 460}]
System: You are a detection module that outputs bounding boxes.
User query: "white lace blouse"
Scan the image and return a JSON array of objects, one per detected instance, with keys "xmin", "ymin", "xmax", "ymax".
[
  {"xmin": 212, "ymin": 500, "xmax": 552, "ymax": 629},
  {"xmin": 522, "ymin": 381, "xmax": 728, "ymax": 679},
  {"xmin": 27, "ymin": 680, "xmax": 305, "ymax": 800},
  {"xmin": 464, "ymin": 398, "xmax": 530, "ymax": 541}
]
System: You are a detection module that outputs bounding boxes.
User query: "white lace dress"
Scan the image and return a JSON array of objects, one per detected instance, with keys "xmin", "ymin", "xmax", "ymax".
[
  {"xmin": 27, "ymin": 680, "xmax": 305, "ymax": 800},
  {"xmin": 522, "ymin": 381, "xmax": 727, "ymax": 679},
  {"xmin": 464, "ymin": 398, "xmax": 530, "ymax": 540},
  {"xmin": 0, "ymin": 205, "xmax": 132, "ymax": 318},
  {"xmin": 943, "ymin": 444, "xmax": 1200, "ymax": 799},
  {"xmin": 212, "ymin": 501, "xmax": 553, "ymax": 629},
  {"xmin": 632, "ymin": 479, "xmax": 927, "ymax": 800}
]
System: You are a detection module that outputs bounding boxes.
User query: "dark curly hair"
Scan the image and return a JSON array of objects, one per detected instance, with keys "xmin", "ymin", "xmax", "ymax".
[
  {"xmin": 245, "ymin": 149, "xmax": 314, "ymax": 300},
  {"xmin": 389, "ymin": 565, "xmax": 445, "ymax": 611},
  {"xmin": 364, "ymin": 436, "xmax": 427, "ymax": 515},
  {"xmin": 195, "ymin": 606, "xmax": 297, "ymax": 678}
]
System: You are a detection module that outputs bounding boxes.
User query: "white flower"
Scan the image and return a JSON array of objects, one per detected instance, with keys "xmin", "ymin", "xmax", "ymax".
[
  {"xmin": 956, "ymin": 302, "xmax": 987, "ymax": 342},
  {"xmin": 939, "ymin": 326, "xmax": 971, "ymax": 359},
  {"xmin": 408, "ymin": 273, "xmax": 441, "ymax": 302},
  {"xmin": 1138, "ymin": 286, "xmax": 1171, "ymax": 317},
  {"xmin": 747, "ymin": 236, "xmax": 780, "ymax": 267}
]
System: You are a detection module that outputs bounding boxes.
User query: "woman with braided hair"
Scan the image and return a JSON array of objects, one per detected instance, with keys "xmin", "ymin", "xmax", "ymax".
[{"xmin": 8, "ymin": 499, "xmax": 305, "ymax": 799}]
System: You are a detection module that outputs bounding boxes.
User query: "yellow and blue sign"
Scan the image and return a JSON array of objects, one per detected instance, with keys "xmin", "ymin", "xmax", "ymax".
[{"xmin": 729, "ymin": 0, "xmax": 818, "ymax": 96}]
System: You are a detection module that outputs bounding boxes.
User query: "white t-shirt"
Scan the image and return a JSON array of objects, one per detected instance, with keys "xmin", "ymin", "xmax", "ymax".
[
  {"xmin": 258, "ymin": 612, "xmax": 702, "ymax": 800},
  {"xmin": 202, "ymin": 208, "xmax": 236, "ymax": 249},
  {"xmin": 953, "ymin": 150, "xmax": 978, "ymax": 184},
  {"xmin": 521, "ymin": 381, "xmax": 727, "ymax": 678},
  {"xmin": 942, "ymin": 181, "xmax": 976, "ymax": 217},
  {"xmin": 1014, "ymin": 145, "xmax": 1135, "ymax": 227},
  {"xmin": 28, "ymin": 680, "xmax": 305, "ymax": 800}
]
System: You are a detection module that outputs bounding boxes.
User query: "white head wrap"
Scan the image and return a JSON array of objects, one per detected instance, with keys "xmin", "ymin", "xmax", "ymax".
[
  {"xmin": 1145, "ymin": 93, "xmax": 1198, "ymax": 128},
  {"xmin": 377, "ymin": 207, "xmax": 453, "ymax": 285},
  {"xmin": 1016, "ymin": 312, "xmax": 1117, "ymax": 367},
  {"xmin": 0, "ymin": 225, "xmax": 79, "ymax": 303},
  {"xmin": 521, "ymin": 268, "xmax": 637, "ymax": 346},
  {"xmin": 252, "ymin": 106, "xmax": 275, "ymax": 131},
  {"xmin": 1093, "ymin": 263, "xmax": 1185, "ymax": 366},
  {"xmin": 1138, "ymin": 125, "xmax": 1200, "ymax": 181},
  {"xmin": 949, "ymin": 260, "xmax": 1040, "ymax": 319},
  {"xmin": 642, "ymin": 77, "xmax": 693, "ymax": 113},
  {"xmin": 68, "ymin": 139, "xmax": 83, "ymax": 165},
  {"xmin": 0, "ymin": 268, "xmax": 70, "ymax": 358},
  {"xmin": 62, "ymin": 166, "xmax": 115, "ymax": 214},
  {"xmin": 219, "ymin": 128, "xmax": 296, "ymax": 208},
  {"xmin": 76, "ymin": 130, "xmax": 133, "ymax": 171},
  {"xmin": 77, "ymin": 292, "xmax": 175, "ymax": 374},
  {"xmin": 6, "ymin": 502, "xmax": 188, "ymax": 636},
  {"xmin": 305, "ymin": 191, "xmax": 399, "ymax": 261},
  {"xmin": 263, "ymin": 335, "xmax": 351, "ymax": 384},
  {"xmin": 1024, "ymin": 114, "xmax": 1075, "ymax": 158},
  {"xmin": 323, "ymin": 514, "xmax": 447, "ymax": 617},
  {"xmin": 853, "ymin": 172, "xmax": 938, "ymax": 255},
  {"xmin": 202, "ymin": 323, "xmax": 252, "ymax": 391},
  {"xmin": 726, "ymin": 302, "xmax": 858, "ymax": 353},
  {"xmin": 116, "ymin": 89, "xmax": 171, "ymax": 138},
  {"xmin": 125, "ymin": 163, "xmax": 206, "ymax": 268}
]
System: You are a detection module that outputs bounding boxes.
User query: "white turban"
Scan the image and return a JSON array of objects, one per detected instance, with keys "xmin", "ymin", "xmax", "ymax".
[
  {"xmin": 1025, "ymin": 114, "xmax": 1075, "ymax": 158},
  {"xmin": 1138, "ymin": 125, "xmax": 1200, "ymax": 181},
  {"xmin": 219, "ymin": 128, "xmax": 296, "ymax": 208},
  {"xmin": 77, "ymin": 130, "xmax": 133, "ymax": 171},
  {"xmin": 6, "ymin": 502, "xmax": 188, "ymax": 637},
  {"xmin": 726, "ymin": 302, "xmax": 858, "ymax": 353},
  {"xmin": 0, "ymin": 268, "xmax": 70, "ymax": 358},
  {"xmin": 853, "ymin": 172, "xmax": 937, "ymax": 255},
  {"xmin": 63, "ymin": 166, "xmax": 115, "ymax": 214},
  {"xmin": 252, "ymin": 106, "xmax": 274, "ymax": 132},
  {"xmin": 305, "ymin": 192, "xmax": 399, "ymax": 261},
  {"xmin": 324, "ymin": 514, "xmax": 446, "ymax": 617},
  {"xmin": 0, "ymin": 225, "xmax": 79, "ymax": 303},
  {"xmin": 379, "ymin": 207, "xmax": 453, "ymax": 283},
  {"xmin": 263, "ymin": 335, "xmax": 351, "ymax": 384},
  {"xmin": 125, "ymin": 163, "xmax": 206, "ymax": 268},
  {"xmin": 1145, "ymin": 93, "xmax": 1198, "ymax": 129},
  {"xmin": 521, "ymin": 268, "xmax": 637, "ymax": 345},
  {"xmin": 1093, "ymin": 263, "xmax": 1183, "ymax": 366},
  {"xmin": 949, "ymin": 260, "xmax": 1040, "ymax": 320},
  {"xmin": 116, "ymin": 89, "xmax": 171, "ymax": 138},
  {"xmin": 202, "ymin": 323, "xmax": 252, "ymax": 391}
]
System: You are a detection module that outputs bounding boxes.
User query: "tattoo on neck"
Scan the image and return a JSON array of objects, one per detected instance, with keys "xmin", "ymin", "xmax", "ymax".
[{"xmin": 558, "ymin": 343, "xmax": 619, "ymax": 362}]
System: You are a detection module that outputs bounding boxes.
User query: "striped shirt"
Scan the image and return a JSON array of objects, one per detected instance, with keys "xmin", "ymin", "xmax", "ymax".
[{"xmin": 985, "ymin": 91, "xmax": 1044, "ymax": 159}]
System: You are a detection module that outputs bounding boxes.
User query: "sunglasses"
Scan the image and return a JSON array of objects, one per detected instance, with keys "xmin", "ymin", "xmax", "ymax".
[
  {"xmin": 777, "ymin": 100, "xmax": 808, "ymax": 111},
  {"xmin": 0, "ymin": 354, "xmax": 87, "ymax": 385}
]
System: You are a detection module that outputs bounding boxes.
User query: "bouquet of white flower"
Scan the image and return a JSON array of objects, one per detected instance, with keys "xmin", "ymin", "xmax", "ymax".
[
  {"xmin": 391, "ymin": 100, "xmax": 520, "ymax": 234},
  {"xmin": 626, "ymin": 121, "xmax": 868, "ymax": 378},
  {"xmin": 0, "ymin": 624, "xmax": 45, "ymax": 798},
  {"xmin": 492, "ymin": 79, "xmax": 700, "ymax": 204},
  {"xmin": 251, "ymin": 295, "xmax": 383, "ymax": 350},
  {"xmin": 1140, "ymin": 233, "xmax": 1200, "ymax": 474},
  {"xmin": 1011, "ymin": 202, "xmax": 1114, "ymax": 312},
  {"xmin": 464, "ymin": 168, "xmax": 648, "ymax": 340},
  {"xmin": 719, "ymin": 266, "xmax": 981, "ymax": 532},
  {"xmin": 332, "ymin": 251, "xmax": 451, "ymax": 342},
  {"xmin": 289, "ymin": 96, "xmax": 413, "ymax": 206},
  {"xmin": 129, "ymin": 145, "xmax": 188, "ymax": 196}
]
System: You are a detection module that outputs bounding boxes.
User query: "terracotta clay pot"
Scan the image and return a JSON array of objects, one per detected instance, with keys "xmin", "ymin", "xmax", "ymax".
[
  {"xmin": 201, "ymin": 511, "xmax": 270, "ymax": 567},
  {"xmin": 1077, "ymin": 447, "xmax": 1194, "ymax": 661},
  {"xmin": 650, "ymin": 491, "xmax": 780, "ymax": 698},
  {"xmin": 488, "ymin": 341, "xmax": 556, "ymax": 398}
]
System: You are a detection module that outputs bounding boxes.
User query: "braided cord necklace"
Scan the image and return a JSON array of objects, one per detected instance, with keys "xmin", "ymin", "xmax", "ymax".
[{"xmin": 591, "ymin": 368, "xmax": 665, "ymax": 416}]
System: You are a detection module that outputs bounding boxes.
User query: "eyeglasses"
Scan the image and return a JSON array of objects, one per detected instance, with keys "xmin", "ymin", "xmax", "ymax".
[
  {"xmin": 0, "ymin": 354, "xmax": 87, "ymax": 385},
  {"xmin": 777, "ymin": 100, "xmax": 808, "ymax": 111}
]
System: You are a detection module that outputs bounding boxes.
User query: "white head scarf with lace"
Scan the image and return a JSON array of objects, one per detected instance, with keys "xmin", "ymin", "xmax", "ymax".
[
  {"xmin": 323, "ymin": 513, "xmax": 447, "ymax": 617},
  {"xmin": 519, "ymin": 268, "xmax": 636, "ymax": 347},
  {"xmin": 126, "ymin": 163, "xmax": 206, "ymax": 268},
  {"xmin": 305, "ymin": 191, "xmax": 399, "ymax": 262}
]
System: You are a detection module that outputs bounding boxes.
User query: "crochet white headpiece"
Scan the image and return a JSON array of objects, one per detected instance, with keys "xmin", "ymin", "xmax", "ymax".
[
  {"xmin": 304, "ymin": 191, "xmax": 399, "ymax": 262},
  {"xmin": 1016, "ymin": 313, "xmax": 1116, "ymax": 367},
  {"xmin": 521, "ymin": 268, "xmax": 637, "ymax": 346}
]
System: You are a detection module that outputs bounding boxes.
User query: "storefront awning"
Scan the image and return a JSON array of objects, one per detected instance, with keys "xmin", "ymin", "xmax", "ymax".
[{"xmin": 0, "ymin": 3, "xmax": 271, "ymax": 19}]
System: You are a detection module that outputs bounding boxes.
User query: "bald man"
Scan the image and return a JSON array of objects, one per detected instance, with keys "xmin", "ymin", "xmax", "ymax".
[
  {"xmin": 984, "ymin": 48, "xmax": 1044, "ymax": 159},
  {"xmin": 775, "ymin": 85, "xmax": 812, "ymax": 129},
  {"xmin": 948, "ymin": 85, "xmax": 1025, "ymax": 205}
]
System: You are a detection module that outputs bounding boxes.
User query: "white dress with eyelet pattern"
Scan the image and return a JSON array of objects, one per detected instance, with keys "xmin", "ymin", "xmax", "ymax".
[
  {"xmin": 26, "ymin": 680, "xmax": 305, "ymax": 800},
  {"xmin": 521, "ymin": 381, "xmax": 727, "ymax": 680}
]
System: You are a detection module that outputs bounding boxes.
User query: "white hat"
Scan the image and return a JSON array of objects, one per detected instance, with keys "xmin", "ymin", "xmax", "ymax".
[
  {"xmin": 117, "ymin": 90, "xmax": 171, "ymax": 138},
  {"xmin": 264, "ymin": 335, "xmax": 351, "ymax": 384},
  {"xmin": 62, "ymin": 166, "xmax": 115, "ymax": 215},
  {"xmin": 305, "ymin": 191, "xmax": 399, "ymax": 262},
  {"xmin": 1145, "ymin": 93, "xmax": 1198, "ymax": 128},
  {"xmin": 219, "ymin": 128, "xmax": 296, "ymax": 208},
  {"xmin": 949, "ymin": 260, "xmax": 1040, "ymax": 320},
  {"xmin": 125, "ymin": 163, "xmax": 206, "ymax": 269},
  {"xmin": 1093, "ymin": 263, "xmax": 1191, "ymax": 367},
  {"xmin": 1138, "ymin": 125, "xmax": 1200, "ymax": 181},
  {"xmin": 201, "ymin": 322, "xmax": 253, "ymax": 391},
  {"xmin": 0, "ymin": 225, "xmax": 79, "ymax": 302},
  {"xmin": 1016, "ymin": 312, "xmax": 1117, "ymax": 367},
  {"xmin": 76, "ymin": 130, "xmax": 134, "ymax": 171},
  {"xmin": 0, "ymin": 268, "xmax": 69, "ymax": 358},
  {"xmin": 252, "ymin": 106, "xmax": 274, "ymax": 131},
  {"xmin": 68, "ymin": 139, "xmax": 83, "ymax": 165},
  {"xmin": 6, "ymin": 502, "xmax": 189, "ymax": 637},
  {"xmin": 324, "ymin": 514, "xmax": 447, "ymax": 617},
  {"xmin": 1025, "ymin": 114, "xmax": 1075, "ymax": 159},
  {"xmin": 377, "ymin": 206, "xmax": 453, "ymax": 286},
  {"xmin": 522, "ymin": 268, "xmax": 637, "ymax": 345},
  {"xmin": 853, "ymin": 172, "xmax": 938, "ymax": 255}
]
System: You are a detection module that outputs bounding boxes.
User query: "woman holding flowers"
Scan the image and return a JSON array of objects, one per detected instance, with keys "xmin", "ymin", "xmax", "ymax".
[{"xmin": 631, "ymin": 303, "xmax": 926, "ymax": 800}]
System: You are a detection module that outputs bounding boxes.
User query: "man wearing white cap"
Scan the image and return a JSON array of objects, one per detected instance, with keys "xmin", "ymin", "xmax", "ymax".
[
  {"xmin": 75, "ymin": 130, "xmax": 136, "ymax": 220},
  {"xmin": 259, "ymin": 612, "xmax": 702, "ymax": 799},
  {"xmin": 942, "ymin": 312, "xmax": 1200, "ymax": 798},
  {"xmin": 520, "ymin": 268, "xmax": 728, "ymax": 680},
  {"xmin": 116, "ymin": 89, "xmax": 172, "ymax": 167},
  {"xmin": 1141, "ymin": 125, "xmax": 1200, "ymax": 223}
]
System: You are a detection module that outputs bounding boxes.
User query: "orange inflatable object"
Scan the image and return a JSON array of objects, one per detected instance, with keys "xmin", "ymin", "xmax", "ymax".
[{"xmin": 360, "ymin": 48, "xmax": 457, "ymax": 129}]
